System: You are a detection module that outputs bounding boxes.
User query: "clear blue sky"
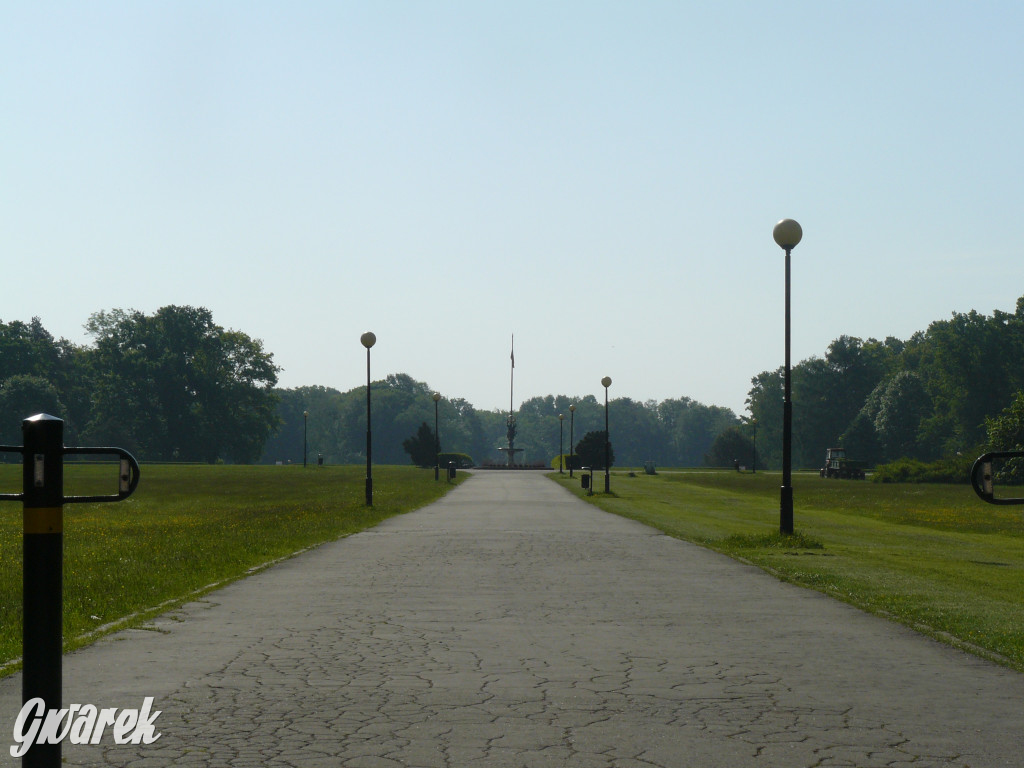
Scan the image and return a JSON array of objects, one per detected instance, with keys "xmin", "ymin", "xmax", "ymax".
[{"xmin": 3, "ymin": 1, "xmax": 1022, "ymax": 416}]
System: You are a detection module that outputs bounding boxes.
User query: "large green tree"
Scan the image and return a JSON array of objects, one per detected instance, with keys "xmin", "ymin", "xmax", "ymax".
[
  {"xmin": 85, "ymin": 306, "xmax": 279, "ymax": 462},
  {"xmin": 984, "ymin": 389, "xmax": 1024, "ymax": 482},
  {"xmin": 0, "ymin": 317, "xmax": 60, "ymax": 378},
  {"xmin": 748, "ymin": 336, "xmax": 904, "ymax": 469},
  {"xmin": 402, "ymin": 422, "xmax": 437, "ymax": 467},
  {"xmin": 262, "ymin": 379, "xmax": 492, "ymax": 465},
  {"xmin": 705, "ymin": 424, "xmax": 757, "ymax": 468},
  {"xmin": 745, "ymin": 370, "xmax": 784, "ymax": 469},
  {"xmin": 331, "ymin": 374, "xmax": 440, "ymax": 464},
  {"xmin": 986, "ymin": 389, "xmax": 1024, "ymax": 451},
  {"xmin": 514, "ymin": 395, "xmax": 603, "ymax": 466},
  {"xmin": 0, "ymin": 318, "xmax": 93, "ymax": 441},
  {"xmin": 0, "ymin": 375, "xmax": 64, "ymax": 445},
  {"xmin": 905, "ymin": 306, "xmax": 1024, "ymax": 455},
  {"xmin": 871, "ymin": 371, "xmax": 933, "ymax": 460},
  {"xmin": 261, "ymin": 385, "xmax": 343, "ymax": 465},
  {"xmin": 659, "ymin": 397, "xmax": 738, "ymax": 467},
  {"xmin": 575, "ymin": 430, "xmax": 614, "ymax": 470}
]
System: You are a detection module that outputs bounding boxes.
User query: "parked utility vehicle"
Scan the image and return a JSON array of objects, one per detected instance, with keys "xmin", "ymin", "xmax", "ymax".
[{"xmin": 820, "ymin": 447, "xmax": 867, "ymax": 479}]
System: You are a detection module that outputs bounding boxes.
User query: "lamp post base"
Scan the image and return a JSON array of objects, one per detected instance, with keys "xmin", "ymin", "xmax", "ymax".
[{"xmin": 779, "ymin": 486, "xmax": 793, "ymax": 535}]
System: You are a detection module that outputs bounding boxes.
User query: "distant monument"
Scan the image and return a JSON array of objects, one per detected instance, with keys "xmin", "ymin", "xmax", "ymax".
[
  {"xmin": 497, "ymin": 412, "xmax": 522, "ymax": 467},
  {"xmin": 496, "ymin": 335, "xmax": 524, "ymax": 467}
]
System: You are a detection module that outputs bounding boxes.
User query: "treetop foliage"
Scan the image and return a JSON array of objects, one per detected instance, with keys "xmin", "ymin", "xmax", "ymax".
[
  {"xmin": 402, "ymin": 422, "xmax": 437, "ymax": 467},
  {"xmin": 746, "ymin": 296, "xmax": 1024, "ymax": 470},
  {"xmin": 264, "ymin": 384, "xmax": 741, "ymax": 468},
  {"xmin": 8, "ymin": 294, "xmax": 1024, "ymax": 469},
  {"xmin": 1, "ymin": 306, "xmax": 279, "ymax": 463},
  {"xmin": 574, "ymin": 430, "xmax": 614, "ymax": 470}
]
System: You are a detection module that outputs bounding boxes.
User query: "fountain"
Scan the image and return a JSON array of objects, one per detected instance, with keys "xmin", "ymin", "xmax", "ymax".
[{"xmin": 496, "ymin": 412, "xmax": 523, "ymax": 467}]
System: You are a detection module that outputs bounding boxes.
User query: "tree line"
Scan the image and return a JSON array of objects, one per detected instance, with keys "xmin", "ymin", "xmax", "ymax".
[
  {"xmin": 0, "ymin": 307, "xmax": 279, "ymax": 462},
  {"xmin": 8, "ymin": 297, "xmax": 1024, "ymax": 469},
  {"xmin": 0, "ymin": 307, "xmax": 741, "ymax": 467},
  {"xmin": 745, "ymin": 295, "xmax": 1024, "ymax": 470},
  {"xmin": 262, "ymin": 379, "xmax": 740, "ymax": 468}
]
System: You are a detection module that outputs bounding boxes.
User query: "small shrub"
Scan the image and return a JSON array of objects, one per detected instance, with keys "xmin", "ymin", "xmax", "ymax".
[
  {"xmin": 871, "ymin": 455, "xmax": 973, "ymax": 484},
  {"xmin": 550, "ymin": 453, "xmax": 578, "ymax": 470},
  {"xmin": 438, "ymin": 452, "xmax": 475, "ymax": 468}
]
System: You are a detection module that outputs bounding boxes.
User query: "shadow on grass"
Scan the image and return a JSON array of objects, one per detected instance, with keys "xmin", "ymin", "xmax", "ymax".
[{"xmin": 719, "ymin": 530, "xmax": 825, "ymax": 550}]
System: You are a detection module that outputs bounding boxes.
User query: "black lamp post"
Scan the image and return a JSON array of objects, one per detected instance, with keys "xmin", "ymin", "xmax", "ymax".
[
  {"xmin": 751, "ymin": 418, "xmax": 757, "ymax": 475},
  {"xmin": 558, "ymin": 413, "xmax": 565, "ymax": 474},
  {"xmin": 433, "ymin": 391, "xmax": 441, "ymax": 481},
  {"xmin": 568, "ymin": 404, "xmax": 576, "ymax": 478},
  {"xmin": 303, "ymin": 410, "xmax": 308, "ymax": 468},
  {"xmin": 361, "ymin": 331, "xmax": 376, "ymax": 506},
  {"xmin": 773, "ymin": 218, "xmax": 802, "ymax": 534},
  {"xmin": 601, "ymin": 376, "xmax": 612, "ymax": 492}
]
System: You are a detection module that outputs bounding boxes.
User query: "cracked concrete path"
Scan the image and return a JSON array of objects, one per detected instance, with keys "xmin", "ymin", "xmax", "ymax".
[{"xmin": 2, "ymin": 470, "xmax": 1022, "ymax": 766}]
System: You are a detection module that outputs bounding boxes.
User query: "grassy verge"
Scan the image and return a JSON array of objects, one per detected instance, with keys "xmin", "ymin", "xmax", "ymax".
[
  {"xmin": 0, "ymin": 464, "xmax": 463, "ymax": 675},
  {"xmin": 554, "ymin": 469, "xmax": 1024, "ymax": 671}
]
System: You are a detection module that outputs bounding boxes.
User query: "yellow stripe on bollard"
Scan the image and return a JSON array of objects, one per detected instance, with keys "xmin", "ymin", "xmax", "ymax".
[{"xmin": 24, "ymin": 507, "xmax": 63, "ymax": 534}]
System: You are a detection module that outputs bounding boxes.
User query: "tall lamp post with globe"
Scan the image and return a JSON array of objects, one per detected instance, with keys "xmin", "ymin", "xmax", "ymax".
[
  {"xmin": 568, "ymin": 404, "xmax": 576, "ymax": 478},
  {"xmin": 750, "ymin": 417, "xmax": 757, "ymax": 474},
  {"xmin": 602, "ymin": 376, "xmax": 612, "ymax": 493},
  {"xmin": 558, "ymin": 413, "xmax": 565, "ymax": 474},
  {"xmin": 433, "ymin": 391, "xmax": 442, "ymax": 481},
  {"xmin": 303, "ymin": 410, "xmax": 309, "ymax": 468},
  {"xmin": 360, "ymin": 331, "xmax": 376, "ymax": 506},
  {"xmin": 772, "ymin": 219, "xmax": 802, "ymax": 535}
]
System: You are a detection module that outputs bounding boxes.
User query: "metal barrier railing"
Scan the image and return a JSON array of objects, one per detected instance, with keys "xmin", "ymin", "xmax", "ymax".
[
  {"xmin": 971, "ymin": 450, "xmax": 1024, "ymax": 505},
  {"xmin": 1, "ymin": 413, "xmax": 140, "ymax": 767}
]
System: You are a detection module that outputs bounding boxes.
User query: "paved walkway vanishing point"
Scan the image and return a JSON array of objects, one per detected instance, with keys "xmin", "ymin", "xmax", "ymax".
[{"xmin": 1, "ymin": 470, "xmax": 1023, "ymax": 767}]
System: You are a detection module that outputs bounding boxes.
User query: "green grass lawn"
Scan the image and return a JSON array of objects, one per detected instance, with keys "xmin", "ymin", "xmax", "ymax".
[
  {"xmin": 0, "ymin": 463, "xmax": 462, "ymax": 675},
  {"xmin": 555, "ymin": 469, "xmax": 1024, "ymax": 671}
]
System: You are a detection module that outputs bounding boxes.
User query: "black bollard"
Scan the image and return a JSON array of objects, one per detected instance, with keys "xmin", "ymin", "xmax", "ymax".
[
  {"xmin": 0, "ymin": 414, "xmax": 140, "ymax": 766},
  {"xmin": 21, "ymin": 414, "xmax": 64, "ymax": 767}
]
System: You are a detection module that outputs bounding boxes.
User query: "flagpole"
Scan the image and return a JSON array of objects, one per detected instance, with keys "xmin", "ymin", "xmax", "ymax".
[{"xmin": 510, "ymin": 334, "xmax": 514, "ymax": 414}]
